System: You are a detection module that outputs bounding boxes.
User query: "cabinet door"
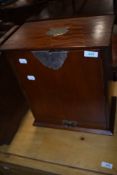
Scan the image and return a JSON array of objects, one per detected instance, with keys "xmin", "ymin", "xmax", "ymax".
[{"xmin": 7, "ymin": 50, "xmax": 108, "ymax": 131}]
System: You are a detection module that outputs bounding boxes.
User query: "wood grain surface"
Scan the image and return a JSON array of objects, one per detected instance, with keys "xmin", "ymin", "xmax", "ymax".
[
  {"xmin": 7, "ymin": 49, "xmax": 109, "ymax": 133},
  {"xmin": 0, "ymin": 95, "xmax": 117, "ymax": 175},
  {"xmin": 0, "ymin": 15, "xmax": 114, "ymax": 50}
]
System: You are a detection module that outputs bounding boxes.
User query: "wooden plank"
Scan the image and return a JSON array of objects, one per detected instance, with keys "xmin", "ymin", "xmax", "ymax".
[
  {"xmin": 0, "ymin": 80, "xmax": 117, "ymax": 175},
  {"xmin": 0, "ymin": 153, "xmax": 106, "ymax": 175}
]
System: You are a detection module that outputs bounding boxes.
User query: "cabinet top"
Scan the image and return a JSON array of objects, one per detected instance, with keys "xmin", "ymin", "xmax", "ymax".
[{"xmin": 1, "ymin": 15, "xmax": 114, "ymax": 50}]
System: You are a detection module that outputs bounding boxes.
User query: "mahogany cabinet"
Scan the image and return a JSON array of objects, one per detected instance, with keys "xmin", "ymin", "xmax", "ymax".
[{"xmin": 1, "ymin": 15, "xmax": 115, "ymax": 135}]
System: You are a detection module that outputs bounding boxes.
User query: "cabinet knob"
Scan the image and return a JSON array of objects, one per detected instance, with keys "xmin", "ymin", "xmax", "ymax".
[{"xmin": 63, "ymin": 120, "xmax": 78, "ymax": 127}]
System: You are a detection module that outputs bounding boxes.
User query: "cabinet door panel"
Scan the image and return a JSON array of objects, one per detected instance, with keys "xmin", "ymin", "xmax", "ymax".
[{"xmin": 7, "ymin": 50, "xmax": 107, "ymax": 130}]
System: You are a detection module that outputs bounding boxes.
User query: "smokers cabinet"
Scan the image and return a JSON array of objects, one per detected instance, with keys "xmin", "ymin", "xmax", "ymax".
[{"xmin": 1, "ymin": 15, "xmax": 115, "ymax": 135}]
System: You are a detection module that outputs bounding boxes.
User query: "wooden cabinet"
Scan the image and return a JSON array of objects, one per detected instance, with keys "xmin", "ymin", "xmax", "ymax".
[{"xmin": 1, "ymin": 15, "xmax": 115, "ymax": 134}]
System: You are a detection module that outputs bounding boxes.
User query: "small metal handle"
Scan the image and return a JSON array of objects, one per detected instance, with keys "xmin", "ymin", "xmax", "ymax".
[{"xmin": 63, "ymin": 120, "xmax": 78, "ymax": 127}]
